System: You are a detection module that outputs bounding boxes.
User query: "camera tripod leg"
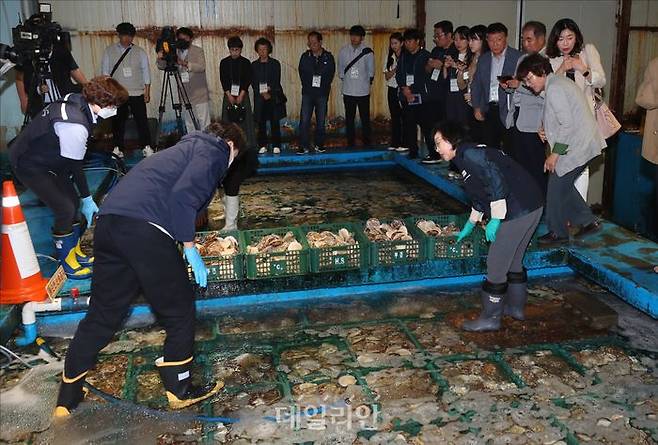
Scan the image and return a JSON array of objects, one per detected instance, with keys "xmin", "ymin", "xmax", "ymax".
[
  {"xmin": 155, "ymin": 70, "xmax": 172, "ymax": 148},
  {"xmin": 173, "ymin": 70, "xmax": 199, "ymax": 131}
]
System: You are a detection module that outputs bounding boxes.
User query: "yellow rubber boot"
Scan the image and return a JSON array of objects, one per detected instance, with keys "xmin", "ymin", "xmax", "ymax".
[
  {"xmin": 53, "ymin": 371, "xmax": 89, "ymax": 418},
  {"xmin": 155, "ymin": 356, "xmax": 224, "ymax": 409}
]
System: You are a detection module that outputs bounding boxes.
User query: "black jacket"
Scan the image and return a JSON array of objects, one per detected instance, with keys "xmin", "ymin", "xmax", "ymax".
[
  {"xmin": 251, "ymin": 58, "xmax": 286, "ymax": 122},
  {"xmin": 10, "ymin": 93, "xmax": 93, "ymax": 197},
  {"xmin": 395, "ymin": 48, "xmax": 430, "ymax": 102},
  {"xmin": 298, "ymin": 49, "xmax": 335, "ymax": 97},
  {"xmin": 453, "ymin": 143, "xmax": 544, "ymax": 221},
  {"xmin": 17, "ymin": 44, "xmax": 82, "ymax": 117},
  {"xmin": 99, "ymin": 131, "xmax": 231, "ymax": 242}
]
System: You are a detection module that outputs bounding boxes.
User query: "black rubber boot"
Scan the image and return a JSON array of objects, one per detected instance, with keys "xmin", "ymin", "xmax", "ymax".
[
  {"xmin": 156, "ymin": 357, "xmax": 224, "ymax": 409},
  {"xmin": 53, "ymin": 371, "xmax": 88, "ymax": 418},
  {"xmin": 462, "ymin": 281, "xmax": 507, "ymax": 332},
  {"xmin": 505, "ymin": 269, "xmax": 528, "ymax": 320}
]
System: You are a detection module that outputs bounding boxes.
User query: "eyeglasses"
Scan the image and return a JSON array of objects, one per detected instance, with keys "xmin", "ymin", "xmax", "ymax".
[{"xmin": 434, "ymin": 33, "xmax": 446, "ymax": 38}]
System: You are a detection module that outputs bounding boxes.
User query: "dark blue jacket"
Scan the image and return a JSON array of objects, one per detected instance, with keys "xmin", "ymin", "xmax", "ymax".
[
  {"xmin": 453, "ymin": 143, "xmax": 543, "ymax": 221},
  {"xmin": 298, "ymin": 49, "xmax": 335, "ymax": 97},
  {"xmin": 395, "ymin": 48, "xmax": 431, "ymax": 103},
  {"xmin": 426, "ymin": 44, "xmax": 458, "ymax": 102},
  {"xmin": 10, "ymin": 93, "xmax": 94, "ymax": 197},
  {"xmin": 99, "ymin": 131, "xmax": 231, "ymax": 242}
]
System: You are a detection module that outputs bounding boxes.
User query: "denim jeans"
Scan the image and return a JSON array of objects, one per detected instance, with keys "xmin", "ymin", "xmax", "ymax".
[{"xmin": 299, "ymin": 94, "xmax": 328, "ymax": 149}]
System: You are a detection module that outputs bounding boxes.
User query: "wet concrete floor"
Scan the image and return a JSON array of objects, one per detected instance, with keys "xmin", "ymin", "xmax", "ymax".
[{"xmin": 1, "ymin": 275, "xmax": 656, "ymax": 444}]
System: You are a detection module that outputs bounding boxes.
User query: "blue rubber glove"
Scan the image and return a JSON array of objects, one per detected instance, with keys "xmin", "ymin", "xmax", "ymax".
[
  {"xmin": 184, "ymin": 246, "xmax": 208, "ymax": 287},
  {"xmin": 485, "ymin": 218, "xmax": 502, "ymax": 242},
  {"xmin": 456, "ymin": 221, "xmax": 476, "ymax": 243},
  {"xmin": 80, "ymin": 196, "xmax": 99, "ymax": 224}
]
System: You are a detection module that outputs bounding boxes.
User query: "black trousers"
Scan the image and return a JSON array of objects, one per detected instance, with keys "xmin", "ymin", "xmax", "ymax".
[
  {"xmin": 64, "ymin": 214, "xmax": 196, "ymax": 377},
  {"xmin": 257, "ymin": 99, "xmax": 281, "ymax": 148},
  {"xmin": 402, "ymin": 102, "xmax": 431, "ymax": 159},
  {"xmin": 15, "ymin": 169, "xmax": 79, "ymax": 234},
  {"xmin": 344, "ymin": 94, "xmax": 371, "ymax": 146},
  {"xmin": 387, "ymin": 87, "xmax": 403, "ymax": 147},
  {"xmin": 510, "ymin": 128, "xmax": 548, "ymax": 195},
  {"xmin": 113, "ymin": 95, "xmax": 152, "ymax": 148},
  {"xmin": 481, "ymin": 103, "xmax": 507, "ymax": 149}
]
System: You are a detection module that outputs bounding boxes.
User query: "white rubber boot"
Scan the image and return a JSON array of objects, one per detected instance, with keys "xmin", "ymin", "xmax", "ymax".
[{"xmin": 222, "ymin": 195, "xmax": 240, "ymax": 231}]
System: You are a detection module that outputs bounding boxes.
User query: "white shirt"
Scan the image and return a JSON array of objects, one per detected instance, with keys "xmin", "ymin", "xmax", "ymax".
[
  {"xmin": 489, "ymin": 48, "xmax": 507, "ymax": 103},
  {"xmin": 53, "ymin": 105, "xmax": 97, "ymax": 160},
  {"xmin": 383, "ymin": 53, "xmax": 399, "ymax": 88}
]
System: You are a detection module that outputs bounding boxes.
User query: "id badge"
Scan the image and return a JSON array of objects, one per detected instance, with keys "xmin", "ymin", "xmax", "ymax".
[
  {"xmin": 180, "ymin": 71, "xmax": 190, "ymax": 83},
  {"xmin": 230, "ymin": 84, "xmax": 240, "ymax": 96},
  {"xmin": 122, "ymin": 67, "xmax": 132, "ymax": 78},
  {"xmin": 430, "ymin": 69, "xmax": 440, "ymax": 81},
  {"xmin": 350, "ymin": 67, "xmax": 359, "ymax": 79},
  {"xmin": 312, "ymin": 75, "xmax": 322, "ymax": 88},
  {"xmin": 259, "ymin": 83, "xmax": 269, "ymax": 94},
  {"xmin": 409, "ymin": 93, "xmax": 422, "ymax": 105},
  {"xmin": 463, "ymin": 71, "xmax": 469, "ymax": 81},
  {"xmin": 450, "ymin": 78, "xmax": 459, "ymax": 92},
  {"xmin": 406, "ymin": 74, "xmax": 414, "ymax": 86}
]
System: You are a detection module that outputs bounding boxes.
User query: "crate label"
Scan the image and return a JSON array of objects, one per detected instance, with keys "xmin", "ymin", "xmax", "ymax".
[
  {"xmin": 393, "ymin": 250, "xmax": 407, "ymax": 260},
  {"xmin": 271, "ymin": 261, "xmax": 286, "ymax": 273},
  {"xmin": 333, "ymin": 255, "xmax": 347, "ymax": 266}
]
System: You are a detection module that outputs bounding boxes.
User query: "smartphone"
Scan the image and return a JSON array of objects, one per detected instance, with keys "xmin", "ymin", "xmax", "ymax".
[{"xmin": 497, "ymin": 75, "xmax": 514, "ymax": 82}]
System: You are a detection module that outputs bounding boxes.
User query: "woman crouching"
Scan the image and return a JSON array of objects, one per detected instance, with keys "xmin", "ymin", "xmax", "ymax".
[{"xmin": 433, "ymin": 121, "xmax": 544, "ymax": 331}]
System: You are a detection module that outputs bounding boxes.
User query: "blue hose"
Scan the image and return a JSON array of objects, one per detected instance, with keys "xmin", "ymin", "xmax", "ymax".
[
  {"xmin": 84, "ymin": 382, "xmax": 333, "ymax": 424},
  {"xmin": 15, "ymin": 323, "xmax": 37, "ymax": 347}
]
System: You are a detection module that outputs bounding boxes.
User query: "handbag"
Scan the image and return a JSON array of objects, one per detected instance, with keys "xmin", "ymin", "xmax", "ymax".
[{"xmin": 593, "ymin": 88, "xmax": 621, "ymax": 139}]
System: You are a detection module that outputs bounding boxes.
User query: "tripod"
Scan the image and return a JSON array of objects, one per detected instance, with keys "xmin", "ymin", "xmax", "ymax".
[
  {"xmin": 155, "ymin": 64, "xmax": 199, "ymax": 148},
  {"xmin": 23, "ymin": 57, "xmax": 61, "ymax": 126}
]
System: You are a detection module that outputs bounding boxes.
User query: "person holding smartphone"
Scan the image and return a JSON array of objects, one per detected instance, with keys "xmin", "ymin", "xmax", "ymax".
[{"xmin": 443, "ymin": 26, "xmax": 472, "ymax": 125}]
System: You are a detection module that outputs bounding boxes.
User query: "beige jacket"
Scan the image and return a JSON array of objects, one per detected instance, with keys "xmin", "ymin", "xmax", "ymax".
[
  {"xmin": 636, "ymin": 57, "xmax": 658, "ymax": 164},
  {"xmin": 157, "ymin": 44, "xmax": 209, "ymax": 105},
  {"xmin": 549, "ymin": 43, "xmax": 606, "ymax": 116}
]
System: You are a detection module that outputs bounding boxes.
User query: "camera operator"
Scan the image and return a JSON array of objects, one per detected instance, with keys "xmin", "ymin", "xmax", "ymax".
[
  {"xmin": 14, "ymin": 14, "xmax": 88, "ymax": 118},
  {"xmin": 156, "ymin": 27, "xmax": 210, "ymax": 134},
  {"xmin": 101, "ymin": 22, "xmax": 153, "ymax": 158}
]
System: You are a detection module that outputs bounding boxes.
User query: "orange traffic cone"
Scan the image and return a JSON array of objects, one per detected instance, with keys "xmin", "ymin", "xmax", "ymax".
[{"xmin": 1, "ymin": 180, "xmax": 48, "ymax": 304}]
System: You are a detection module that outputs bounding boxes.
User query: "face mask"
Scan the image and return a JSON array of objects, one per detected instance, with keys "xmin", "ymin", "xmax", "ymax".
[
  {"xmin": 97, "ymin": 107, "xmax": 117, "ymax": 119},
  {"xmin": 177, "ymin": 39, "xmax": 191, "ymax": 50}
]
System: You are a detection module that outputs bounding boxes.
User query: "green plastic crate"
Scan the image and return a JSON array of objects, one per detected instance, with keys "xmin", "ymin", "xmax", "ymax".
[
  {"xmin": 192, "ymin": 230, "xmax": 245, "ymax": 282},
  {"xmin": 301, "ymin": 223, "xmax": 370, "ymax": 273},
  {"xmin": 243, "ymin": 227, "xmax": 309, "ymax": 279},
  {"xmin": 362, "ymin": 219, "xmax": 423, "ymax": 267},
  {"xmin": 406, "ymin": 214, "xmax": 481, "ymax": 260}
]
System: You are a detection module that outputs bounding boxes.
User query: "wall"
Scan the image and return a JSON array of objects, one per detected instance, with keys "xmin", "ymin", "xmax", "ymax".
[
  {"xmin": 0, "ymin": 0, "xmax": 33, "ymax": 148},
  {"xmin": 45, "ymin": 0, "xmax": 415, "ymax": 126},
  {"xmin": 624, "ymin": 0, "xmax": 658, "ymax": 117},
  {"xmin": 424, "ymin": 0, "xmax": 618, "ymax": 205}
]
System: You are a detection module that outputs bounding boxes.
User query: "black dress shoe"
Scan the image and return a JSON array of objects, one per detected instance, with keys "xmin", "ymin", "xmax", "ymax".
[
  {"xmin": 574, "ymin": 221, "xmax": 602, "ymax": 239},
  {"xmin": 421, "ymin": 155, "xmax": 442, "ymax": 164},
  {"xmin": 537, "ymin": 232, "xmax": 569, "ymax": 246}
]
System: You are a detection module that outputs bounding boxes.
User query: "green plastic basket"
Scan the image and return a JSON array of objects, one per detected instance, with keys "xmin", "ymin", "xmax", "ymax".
[
  {"xmin": 301, "ymin": 223, "xmax": 370, "ymax": 273},
  {"xmin": 361, "ymin": 219, "xmax": 423, "ymax": 267},
  {"xmin": 192, "ymin": 230, "xmax": 245, "ymax": 282},
  {"xmin": 243, "ymin": 227, "xmax": 309, "ymax": 279},
  {"xmin": 406, "ymin": 214, "xmax": 481, "ymax": 260}
]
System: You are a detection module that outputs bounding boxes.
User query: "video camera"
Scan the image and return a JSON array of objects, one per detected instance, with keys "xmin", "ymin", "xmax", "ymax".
[
  {"xmin": 156, "ymin": 26, "xmax": 186, "ymax": 70},
  {"xmin": 0, "ymin": 4, "xmax": 70, "ymax": 67}
]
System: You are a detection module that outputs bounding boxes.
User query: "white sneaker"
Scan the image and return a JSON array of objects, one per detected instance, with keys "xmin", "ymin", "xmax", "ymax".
[
  {"xmin": 258, "ymin": 146, "xmax": 268, "ymax": 154},
  {"xmin": 396, "ymin": 147, "xmax": 409, "ymax": 152},
  {"xmin": 387, "ymin": 146, "xmax": 398, "ymax": 151},
  {"xmin": 142, "ymin": 145, "xmax": 154, "ymax": 157},
  {"xmin": 272, "ymin": 146, "xmax": 281, "ymax": 154},
  {"xmin": 112, "ymin": 146, "xmax": 124, "ymax": 159}
]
